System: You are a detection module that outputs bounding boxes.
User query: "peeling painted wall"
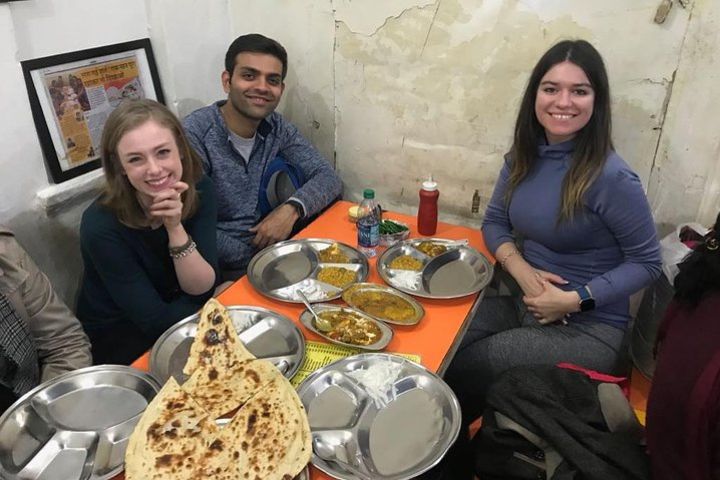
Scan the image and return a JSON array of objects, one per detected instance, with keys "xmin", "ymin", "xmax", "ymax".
[
  {"xmin": 333, "ymin": 0, "xmax": 692, "ymax": 226},
  {"xmin": 648, "ymin": 0, "xmax": 720, "ymax": 231}
]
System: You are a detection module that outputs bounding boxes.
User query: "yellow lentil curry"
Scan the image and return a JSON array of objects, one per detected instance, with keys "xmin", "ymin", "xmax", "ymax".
[
  {"xmin": 388, "ymin": 255, "xmax": 423, "ymax": 271},
  {"xmin": 349, "ymin": 290, "xmax": 416, "ymax": 324},
  {"xmin": 415, "ymin": 241, "xmax": 447, "ymax": 257},
  {"xmin": 317, "ymin": 266, "xmax": 356, "ymax": 288},
  {"xmin": 318, "ymin": 243, "xmax": 350, "ymax": 263}
]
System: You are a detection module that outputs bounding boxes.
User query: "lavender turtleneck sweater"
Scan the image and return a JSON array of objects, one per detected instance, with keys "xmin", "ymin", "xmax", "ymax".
[{"xmin": 482, "ymin": 140, "xmax": 661, "ymax": 328}]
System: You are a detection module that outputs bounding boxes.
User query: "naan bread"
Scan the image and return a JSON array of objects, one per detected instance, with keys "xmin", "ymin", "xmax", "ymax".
[
  {"xmin": 183, "ymin": 298, "xmax": 254, "ymax": 377},
  {"xmin": 125, "ymin": 377, "xmax": 219, "ymax": 480},
  {"xmin": 127, "ymin": 299, "xmax": 311, "ymax": 479},
  {"xmin": 182, "ymin": 358, "xmax": 282, "ymax": 419},
  {"xmin": 194, "ymin": 375, "xmax": 312, "ymax": 480}
]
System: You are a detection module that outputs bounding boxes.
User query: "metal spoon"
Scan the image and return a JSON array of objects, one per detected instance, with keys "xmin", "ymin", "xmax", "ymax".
[
  {"xmin": 297, "ymin": 290, "xmax": 332, "ymax": 332},
  {"xmin": 444, "ymin": 238, "xmax": 470, "ymax": 248},
  {"xmin": 313, "ymin": 435, "xmax": 370, "ymax": 479}
]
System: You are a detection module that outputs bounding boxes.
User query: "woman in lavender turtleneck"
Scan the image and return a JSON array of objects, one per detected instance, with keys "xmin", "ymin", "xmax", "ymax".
[{"xmin": 444, "ymin": 40, "xmax": 661, "ymax": 425}]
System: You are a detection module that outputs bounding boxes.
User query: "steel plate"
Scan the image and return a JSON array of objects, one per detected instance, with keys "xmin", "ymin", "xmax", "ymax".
[
  {"xmin": 377, "ymin": 238, "xmax": 493, "ymax": 299},
  {"xmin": 247, "ymin": 239, "xmax": 370, "ymax": 303},
  {"xmin": 297, "ymin": 353, "xmax": 461, "ymax": 480},
  {"xmin": 299, "ymin": 304, "xmax": 393, "ymax": 351},
  {"xmin": 342, "ymin": 283, "xmax": 424, "ymax": 326},
  {"xmin": 0, "ymin": 365, "xmax": 160, "ymax": 480},
  {"xmin": 150, "ymin": 306, "xmax": 305, "ymax": 384},
  {"xmin": 297, "ymin": 465, "xmax": 310, "ymax": 480}
]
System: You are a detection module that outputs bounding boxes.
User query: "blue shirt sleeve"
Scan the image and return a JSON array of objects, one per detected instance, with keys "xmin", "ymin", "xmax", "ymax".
[
  {"xmin": 277, "ymin": 120, "xmax": 342, "ymax": 217},
  {"xmin": 585, "ymin": 168, "xmax": 662, "ymax": 307},
  {"xmin": 183, "ymin": 114, "xmax": 212, "ymax": 174},
  {"xmin": 482, "ymin": 156, "xmax": 516, "ymax": 255}
]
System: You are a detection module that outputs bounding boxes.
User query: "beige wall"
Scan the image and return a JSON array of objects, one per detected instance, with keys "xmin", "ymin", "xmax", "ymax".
[{"xmin": 333, "ymin": 0, "xmax": 707, "ymax": 229}]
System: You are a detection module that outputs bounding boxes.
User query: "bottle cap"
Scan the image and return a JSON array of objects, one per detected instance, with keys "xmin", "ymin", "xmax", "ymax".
[
  {"xmin": 363, "ymin": 189, "xmax": 375, "ymax": 199},
  {"xmin": 422, "ymin": 175, "xmax": 437, "ymax": 191}
]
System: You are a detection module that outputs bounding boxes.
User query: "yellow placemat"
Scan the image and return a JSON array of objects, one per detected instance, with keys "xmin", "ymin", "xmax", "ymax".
[{"xmin": 290, "ymin": 341, "xmax": 421, "ymax": 388}]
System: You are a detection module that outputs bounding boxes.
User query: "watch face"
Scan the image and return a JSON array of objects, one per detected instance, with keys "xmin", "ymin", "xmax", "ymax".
[{"xmin": 580, "ymin": 298, "xmax": 595, "ymax": 312}]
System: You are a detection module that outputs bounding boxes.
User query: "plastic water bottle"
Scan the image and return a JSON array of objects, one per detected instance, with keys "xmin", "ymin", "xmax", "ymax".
[
  {"xmin": 417, "ymin": 175, "xmax": 439, "ymax": 235},
  {"xmin": 357, "ymin": 188, "xmax": 380, "ymax": 257}
]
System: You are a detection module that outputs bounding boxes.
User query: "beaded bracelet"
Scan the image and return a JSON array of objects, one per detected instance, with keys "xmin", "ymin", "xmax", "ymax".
[
  {"xmin": 499, "ymin": 249, "xmax": 519, "ymax": 270},
  {"xmin": 169, "ymin": 235, "xmax": 197, "ymax": 259}
]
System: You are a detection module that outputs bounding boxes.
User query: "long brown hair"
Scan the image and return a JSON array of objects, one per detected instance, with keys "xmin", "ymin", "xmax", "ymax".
[
  {"xmin": 507, "ymin": 40, "xmax": 613, "ymax": 222},
  {"xmin": 100, "ymin": 99, "xmax": 203, "ymax": 228}
]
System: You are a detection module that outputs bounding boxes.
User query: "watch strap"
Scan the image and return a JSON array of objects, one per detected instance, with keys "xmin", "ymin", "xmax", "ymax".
[
  {"xmin": 285, "ymin": 199, "xmax": 304, "ymax": 218},
  {"xmin": 575, "ymin": 285, "xmax": 595, "ymax": 312}
]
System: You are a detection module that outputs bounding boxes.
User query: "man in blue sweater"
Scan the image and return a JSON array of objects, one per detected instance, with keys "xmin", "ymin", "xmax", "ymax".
[{"xmin": 183, "ymin": 34, "xmax": 342, "ymax": 280}]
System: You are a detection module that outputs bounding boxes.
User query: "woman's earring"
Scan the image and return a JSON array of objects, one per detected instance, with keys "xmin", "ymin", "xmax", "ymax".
[{"xmin": 707, "ymin": 237, "xmax": 719, "ymax": 251}]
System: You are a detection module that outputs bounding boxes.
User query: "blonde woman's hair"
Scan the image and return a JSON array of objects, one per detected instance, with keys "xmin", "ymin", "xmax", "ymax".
[{"xmin": 99, "ymin": 99, "xmax": 203, "ymax": 228}]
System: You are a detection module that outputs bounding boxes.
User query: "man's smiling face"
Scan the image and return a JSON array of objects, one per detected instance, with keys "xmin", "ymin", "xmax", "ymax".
[{"xmin": 222, "ymin": 52, "xmax": 285, "ymax": 123}]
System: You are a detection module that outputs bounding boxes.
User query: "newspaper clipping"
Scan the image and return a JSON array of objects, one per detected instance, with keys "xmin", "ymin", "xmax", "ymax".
[{"xmin": 43, "ymin": 55, "xmax": 146, "ymax": 167}]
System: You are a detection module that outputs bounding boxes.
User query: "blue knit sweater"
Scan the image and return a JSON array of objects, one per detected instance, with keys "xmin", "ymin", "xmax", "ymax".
[
  {"xmin": 183, "ymin": 102, "xmax": 343, "ymax": 271},
  {"xmin": 483, "ymin": 140, "xmax": 662, "ymax": 328}
]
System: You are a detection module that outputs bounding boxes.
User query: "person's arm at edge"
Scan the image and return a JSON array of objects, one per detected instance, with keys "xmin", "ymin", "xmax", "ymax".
[{"xmin": 13, "ymin": 240, "xmax": 92, "ymax": 381}]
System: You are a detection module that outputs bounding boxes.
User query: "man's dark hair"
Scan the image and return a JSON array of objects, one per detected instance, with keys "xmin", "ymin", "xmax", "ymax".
[{"xmin": 224, "ymin": 33, "xmax": 288, "ymax": 80}]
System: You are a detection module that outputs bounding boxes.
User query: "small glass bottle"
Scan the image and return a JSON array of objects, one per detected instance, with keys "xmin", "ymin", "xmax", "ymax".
[{"xmin": 357, "ymin": 189, "xmax": 380, "ymax": 257}]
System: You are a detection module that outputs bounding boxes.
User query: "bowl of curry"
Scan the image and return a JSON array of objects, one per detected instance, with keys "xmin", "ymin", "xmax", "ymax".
[
  {"xmin": 342, "ymin": 283, "xmax": 425, "ymax": 326},
  {"xmin": 299, "ymin": 304, "xmax": 393, "ymax": 351}
]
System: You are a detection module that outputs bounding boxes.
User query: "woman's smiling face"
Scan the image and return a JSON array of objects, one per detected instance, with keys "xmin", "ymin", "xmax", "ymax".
[
  {"xmin": 116, "ymin": 119, "xmax": 183, "ymax": 205},
  {"xmin": 535, "ymin": 60, "xmax": 595, "ymax": 144}
]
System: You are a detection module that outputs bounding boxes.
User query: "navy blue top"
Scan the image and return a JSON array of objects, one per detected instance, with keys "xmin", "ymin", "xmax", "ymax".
[
  {"xmin": 77, "ymin": 175, "xmax": 218, "ymax": 340},
  {"xmin": 482, "ymin": 140, "xmax": 662, "ymax": 328},
  {"xmin": 183, "ymin": 102, "xmax": 343, "ymax": 271}
]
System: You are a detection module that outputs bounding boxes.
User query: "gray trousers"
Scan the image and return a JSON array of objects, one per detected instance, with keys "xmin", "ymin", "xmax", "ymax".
[{"xmin": 444, "ymin": 293, "xmax": 626, "ymax": 423}]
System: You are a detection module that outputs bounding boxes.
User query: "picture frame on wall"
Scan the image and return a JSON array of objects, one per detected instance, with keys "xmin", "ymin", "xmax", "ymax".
[{"xmin": 21, "ymin": 38, "xmax": 165, "ymax": 183}]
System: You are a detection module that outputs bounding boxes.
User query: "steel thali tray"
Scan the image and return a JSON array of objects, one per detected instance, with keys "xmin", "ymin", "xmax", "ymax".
[
  {"xmin": 247, "ymin": 239, "xmax": 370, "ymax": 303},
  {"xmin": 377, "ymin": 238, "xmax": 493, "ymax": 299},
  {"xmin": 150, "ymin": 305, "xmax": 305, "ymax": 384},
  {"xmin": 297, "ymin": 353, "xmax": 461, "ymax": 480},
  {"xmin": 0, "ymin": 365, "xmax": 160, "ymax": 480}
]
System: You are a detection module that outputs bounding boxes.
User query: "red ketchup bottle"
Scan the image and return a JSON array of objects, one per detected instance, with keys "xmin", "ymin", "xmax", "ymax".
[{"xmin": 417, "ymin": 175, "xmax": 439, "ymax": 236}]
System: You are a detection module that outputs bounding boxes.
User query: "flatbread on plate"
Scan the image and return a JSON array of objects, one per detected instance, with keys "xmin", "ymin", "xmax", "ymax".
[
  {"xmin": 182, "ymin": 358, "xmax": 282, "ymax": 419},
  {"xmin": 183, "ymin": 298, "xmax": 254, "ymax": 377},
  {"xmin": 124, "ymin": 377, "xmax": 219, "ymax": 480},
  {"xmin": 193, "ymin": 375, "xmax": 312, "ymax": 480}
]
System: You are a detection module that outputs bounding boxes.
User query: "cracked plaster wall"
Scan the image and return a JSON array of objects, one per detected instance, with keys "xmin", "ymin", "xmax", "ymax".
[
  {"xmin": 333, "ymin": 0, "xmax": 694, "ymax": 226},
  {"xmin": 648, "ymin": 0, "xmax": 720, "ymax": 231}
]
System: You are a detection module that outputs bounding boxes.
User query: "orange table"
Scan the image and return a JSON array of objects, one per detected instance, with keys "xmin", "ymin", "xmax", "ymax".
[{"xmin": 125, "ymin": 200, "xmax": 493, "ymax": 480}]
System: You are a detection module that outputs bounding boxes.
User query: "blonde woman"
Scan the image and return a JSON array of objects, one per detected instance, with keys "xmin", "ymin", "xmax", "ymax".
[{"xmin": 77, "ymin": 99, "xmax": 217, "ymax": 365}]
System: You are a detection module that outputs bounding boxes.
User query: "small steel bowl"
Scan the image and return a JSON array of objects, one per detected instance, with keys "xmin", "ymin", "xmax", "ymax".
[{"xmin": 379, "ymin": 221, "xmax": 411, "ymax": 247}]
